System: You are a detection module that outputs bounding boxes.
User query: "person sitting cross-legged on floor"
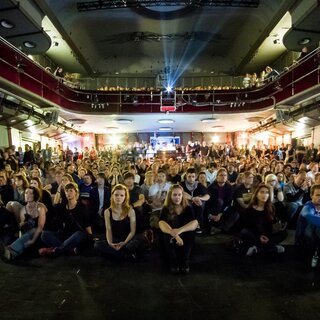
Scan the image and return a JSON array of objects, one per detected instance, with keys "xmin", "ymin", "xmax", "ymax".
[
  {"xmin": 240, "ymin": 183, "xmax": 287, "ymax": 256},
  {"xmin": 1, "ymin": 187, "xmax": 46, "ymax": 261},
  {"xmin": 295, "ymin": 184, "xmax": 320, "ymax": 262},
  {"xmin": 94, "ymin": 184, "xmax": 142, "ymax": 260},
  {"xmin": 39, "ymin": 182, "xmax": 92, "ymax": 256},
  {"xmin": 159, "ymin": 184, "xmax": 198, "ymax": 274}
]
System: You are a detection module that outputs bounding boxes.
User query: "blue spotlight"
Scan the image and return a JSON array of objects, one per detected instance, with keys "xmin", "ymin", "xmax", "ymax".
[{"xmin": 166, "ymin": 85, "xmax": 173, "ymax": 93}]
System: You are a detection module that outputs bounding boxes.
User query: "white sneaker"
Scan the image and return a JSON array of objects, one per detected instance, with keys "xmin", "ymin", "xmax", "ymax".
[
  {"xmin": 246, "ymin": 246, "xmax": 258, "ymax": 256},
  {"xmin": 275, "ymin": 245, "xmax": 285, "ymax": 254}
]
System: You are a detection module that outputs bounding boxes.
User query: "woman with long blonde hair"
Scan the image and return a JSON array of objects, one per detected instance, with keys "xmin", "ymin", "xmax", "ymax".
[
  {"xmin": 94, "ymin": 184, "xmax": 140, "ymax": 259},
  {"xmin": 159, "ymin": 184, "xmax": 198, "ymax": 274}
]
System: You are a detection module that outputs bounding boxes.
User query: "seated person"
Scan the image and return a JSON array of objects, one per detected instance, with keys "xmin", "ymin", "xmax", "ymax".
[
  {"xmin": 180, "ymin": 168, "xmax": 210, "ymax": 234},
  {"xmin": 94, "ymin": 184, "xmax": 141, "ymax": 260},
  {"xmin": 6, "ymin": 174, "xmax": 29, "ymax": 224},
  {"xmin": 167, "ymin": 165, "xmax": 181, "ymax": 184},
  {"xmin": 0, "ymin": 173, "xmax": 14, "ymax": 206},
  {"xmin": 148, "ymin": 170, "xmax": 171, "ymax": 229},
  {"xmin": 39, "ymin": 182, "xmax": 92, "ymax": 256},
  {"xmin": 295, "ymin": 184, "xmax": 320, "ymax": 256},
  {"xmin": 283, "ymin": 170, "xmax": 310, "ymax": 225},
  {"xmin": 0, "ymin": 187, "xmax": 46, "ymax": 261},
  {"xmin": 123, "ymin": 172, "xmax": 149, "ymax": 233},
  {"xmin": 0, "ymin": 200, "xmax": 18, "ymax": 245},
  {"xmin": 206, "ymin": 168, "xmax": 237, "ymax": 234},
  {"xmin": 159, "ymin": 184, "xmax": 198, "ymax": 274},
  {"xmin": 240, "ymin": 184, "xmax": 287, "ymax": 256},
  {"xmin": 233, "ymin": 171, "xmax": 255, "ymax": 228},
  {"xmin": 89, "ymin": 173, "xmax": 111, "ymax": 233}
]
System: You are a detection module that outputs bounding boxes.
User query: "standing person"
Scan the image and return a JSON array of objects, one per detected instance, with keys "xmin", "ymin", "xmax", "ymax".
[
  {"xmin": 94, "ymin": 184, "xmax": 140, "ymax": 260},
  {"xmin": 23, "ymin": 144, "xmax": 35, "ymax": 167},
  {"xmin": 0, "ymin": 187, "xmax": 46, "ymax": 261},
  {"xmin": 159, "ymin": 184, "xmax": 198, "ymax": 274},
  {"xmin": 240, "ymin": 184, "xmax": 287, "ymax": 256},
  {"xmin": 39, "ymin": 182, "xmax": 92, "ymax": 256}
]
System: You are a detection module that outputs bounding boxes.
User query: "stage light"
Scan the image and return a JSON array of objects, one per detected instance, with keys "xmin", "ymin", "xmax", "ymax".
[{"xmin": 166, "ymin": 85, "xmax": 173, "ymax": 93}]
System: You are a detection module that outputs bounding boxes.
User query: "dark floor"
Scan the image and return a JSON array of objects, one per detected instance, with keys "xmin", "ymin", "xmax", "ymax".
[{"xmin": 1, "ymin": 233, "xmax": 320, "ymax": 320}]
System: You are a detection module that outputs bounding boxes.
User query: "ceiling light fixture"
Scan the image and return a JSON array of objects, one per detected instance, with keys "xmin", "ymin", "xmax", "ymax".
[
  {"xmin": 298, "ymin": 38, "xmax": 311, "ymax": 45},
  {"xmin": 23, "ymin": 41, "xmax": 36, "ymax": 48},
  {"xmin": 159, "ymin": 127, "xmax": 172, "ymax": 131},
  {"xmin": 201, "ymin": 118, "xmax": 219, "ymax": 123},
  {"xmin": 113, "ymin": 119, "xmax": 132, "ymax": 124},
  {"xmin": 157, "ymin": 119, "xmax": 175, "ymax": 124},
  {"xmin": 0, "ymin": 20, "xmax": 14, "ymax": 29}
]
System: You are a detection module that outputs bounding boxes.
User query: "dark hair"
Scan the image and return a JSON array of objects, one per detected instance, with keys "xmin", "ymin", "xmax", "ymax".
[
  {"xmin": 26, "ymin": 186, "xmax": 41, "ymax": 202},
  {"xmin": 186, "ymin": 167, "xmax": 196, "ymax": 175},
  {"xmin": 123, "ymin": 172, "xmax": 135, "ymax": 180},
  {"xmin": 248, "ymin": 183, "xmax": 275, "ymax": 221},
  {"xmin": 65, "ymin": 182, "xmax": 79, "ymax": 193}
]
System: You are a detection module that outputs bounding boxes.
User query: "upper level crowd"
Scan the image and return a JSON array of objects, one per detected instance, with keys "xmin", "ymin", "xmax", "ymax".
[{"xmin": 1, "ymin": 139, "xmax": 320, "ymax": 273}]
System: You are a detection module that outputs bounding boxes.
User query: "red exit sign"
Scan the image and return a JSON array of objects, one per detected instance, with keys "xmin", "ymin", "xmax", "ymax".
[{"xmin": 160, "ymin": 105, "xmax": 176, "ymax": 112}]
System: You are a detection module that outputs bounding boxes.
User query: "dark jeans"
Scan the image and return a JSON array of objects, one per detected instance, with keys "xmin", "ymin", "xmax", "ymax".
[
  {"xmin": 41, "ymin": 230, "xmax": 90, "ymax": 254},
  {"xmin": 193, "ymin": 203, "xmax": 206, "ymax": 229},
  {"xmin": 91, "ymin": 213, "xmax": 105, "ymax": 234},
  {"xmin": 207, "ymin": 208, "xmax": 239, "ymax": 232},
  {"xmin": 162, "ymin": 231, "xmax": 195, "ymax": 269},
  {"xmin": 94, "ymin": 237, "xmax": 141, "ymax": 259},
  {"xmin": 240, "ymin": 228, "xmax": 287, "ymax": 252}
]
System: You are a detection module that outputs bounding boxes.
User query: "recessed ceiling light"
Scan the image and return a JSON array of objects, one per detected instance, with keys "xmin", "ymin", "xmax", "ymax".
[
  {"xmin": 157, "ymin": 119, "xmax": 175, "ymax": 124},
  {"xmin": 159, "ymin": 127, "xmax": 172, "ymax": 131},
  {"xmin": 23, "ymin": 41, "xmax": 36, "ymax": 48},
  {"xmin": 298, "ymin": 38, "xmax": 311, "ymax": 45},
  {"xmin": 0, "ymin": 20, "xmax": 14, "ymax": 29},
  {"xmin": 113, "ymin": 119, "xmax": 132, "ymax": 124},
  {"xmin": 201, "ymin": 118, "xmax": 219, "ymax": 123}
]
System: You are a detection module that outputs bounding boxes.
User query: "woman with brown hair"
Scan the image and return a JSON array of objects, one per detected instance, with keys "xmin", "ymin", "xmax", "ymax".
[
  {"xmin": 159, "ymin": 184, "xmax": 198, "ymax": 274},
  {"xmin": 0, "ymin": 187, "xmax": 47, "ymax": 261},
  {"xmin": 94, "ymin": 184, "xmax": 140, "ymax": 259},
  {"xmin": 6, "ymin": 174, "xmax": 29, "ymax": 224},
  {"xmin": 241, "ymin": 183, "xmax": 287, "ymax": 256}
]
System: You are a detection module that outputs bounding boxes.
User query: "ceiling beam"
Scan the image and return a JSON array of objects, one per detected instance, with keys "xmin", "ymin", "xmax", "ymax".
[{"xmin": 77, "ymin": 0, "xmax": 259, "ymax": 11}]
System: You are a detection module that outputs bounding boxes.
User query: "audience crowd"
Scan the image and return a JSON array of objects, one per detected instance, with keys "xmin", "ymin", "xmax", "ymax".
[{"xmin": 1, "ymin": 139, "xmax": 320, "ymax": 274}]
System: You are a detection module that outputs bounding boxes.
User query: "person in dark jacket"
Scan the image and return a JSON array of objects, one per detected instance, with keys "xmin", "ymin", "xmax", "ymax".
[
  {"xmin": 240, "ymin": 183, "xmax": 287, "ymax": 256},
  {"xmin": 89, "ymin": 173, "xmax": 111, "ymax": 233},
  {"xmin": 206, "ymin": 168, "xmax": 237, "ymax": 234}
]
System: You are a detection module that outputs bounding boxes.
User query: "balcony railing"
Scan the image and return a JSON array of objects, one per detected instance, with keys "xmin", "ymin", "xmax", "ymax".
[{"xmin": 0, "ymin": 36, "xmax": 319, "ymax": 115}]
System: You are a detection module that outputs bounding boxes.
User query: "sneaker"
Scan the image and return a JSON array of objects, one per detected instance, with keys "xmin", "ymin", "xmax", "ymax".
[
  {"xmin": 196, "ymin": 227, "xmax": 203, "ymax": 235},
  {"xmin": 246, "ymin": 246, "xmax": 258, "ymax": 257},
  {"xmin": 38, "ymin": 247, "xmax": 56, "ymax": 256},
  {"xmin": 210, "ymin": 226, "xmax": 221, "ymax": 235},
  {"xmin": 275, "ymin": 245, "xmax": 285, "ymax": 254}
]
